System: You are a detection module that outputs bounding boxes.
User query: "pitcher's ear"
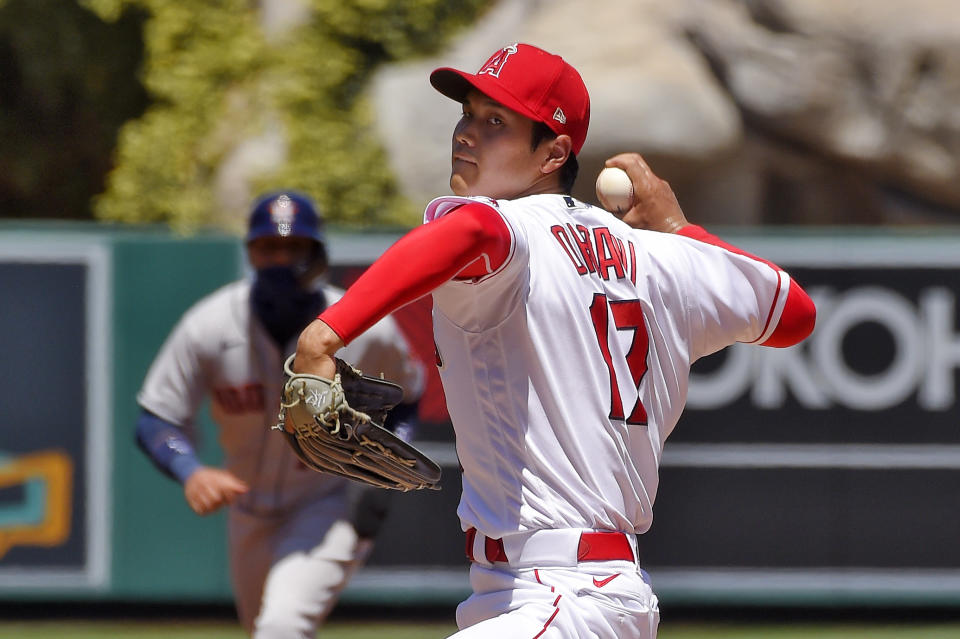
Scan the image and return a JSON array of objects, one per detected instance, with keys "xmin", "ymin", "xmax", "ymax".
[{"xmin": 542, "ymin": 134, "xmax": 572, "ymax": 175}]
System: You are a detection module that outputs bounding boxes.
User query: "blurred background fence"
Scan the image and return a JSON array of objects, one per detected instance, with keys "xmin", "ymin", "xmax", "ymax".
[{"xmin": 1, "ymin": 223, "xmax": 958, "ymax": 610}]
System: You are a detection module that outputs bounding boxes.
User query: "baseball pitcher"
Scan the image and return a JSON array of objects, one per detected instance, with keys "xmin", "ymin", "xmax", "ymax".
[{"xmin": 286, "ymin": 44, "xmax": 816, "ymax": 638}]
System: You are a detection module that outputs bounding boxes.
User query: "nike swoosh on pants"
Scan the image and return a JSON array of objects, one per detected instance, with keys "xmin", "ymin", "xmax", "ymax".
[{"xmin": 592, "ymin": 574, "xmax": 619, "ymax": 588}]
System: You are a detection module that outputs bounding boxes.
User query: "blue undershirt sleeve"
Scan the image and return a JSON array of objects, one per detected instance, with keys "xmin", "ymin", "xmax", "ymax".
[{"xmin": 135, "ymin": 409, "xmax": 202, "ymax": 484}]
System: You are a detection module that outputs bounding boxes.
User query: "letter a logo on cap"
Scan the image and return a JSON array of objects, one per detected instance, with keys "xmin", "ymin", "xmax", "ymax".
[{"xmin": 478, "ymin": 43, "xmax": 518, "ymax": 78}]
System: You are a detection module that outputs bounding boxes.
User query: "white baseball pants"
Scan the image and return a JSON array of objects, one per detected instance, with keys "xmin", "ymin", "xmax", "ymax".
[
  {"xmin": 450, "ymin": 529, "xmax": 659, "ymax": 638},
  {"xmin": 228, "ymin": 492, "xmax": 371, "ymax": 638}
]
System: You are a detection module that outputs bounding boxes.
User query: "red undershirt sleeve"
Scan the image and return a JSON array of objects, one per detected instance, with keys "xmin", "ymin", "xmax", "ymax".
[
  {"xmin": 677, "ymin": 224, "xmax": 816, "ymax": 347},
  {"xmin": 320, "ymin": 203, "xmax": 512, "ymax": 345}
]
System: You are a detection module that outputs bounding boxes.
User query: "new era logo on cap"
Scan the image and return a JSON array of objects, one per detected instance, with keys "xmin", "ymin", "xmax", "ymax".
[{"xmin": 430, "ymin": 43, "xmax": 591, "ymax": 155}]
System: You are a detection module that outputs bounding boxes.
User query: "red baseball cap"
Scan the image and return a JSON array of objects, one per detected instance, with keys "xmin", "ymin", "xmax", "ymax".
[{"xmin": 430, "ymin": 43, "xmax": 590, "ymax": 155}]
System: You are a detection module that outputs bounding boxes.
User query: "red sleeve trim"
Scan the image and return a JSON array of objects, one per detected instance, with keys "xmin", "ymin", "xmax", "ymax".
[
  {"xmin": 761, "ymin": 278, "xmax": 816, "ymax": 347},
  {"xmin": 744, "ymin": 271, "xmax": 785, "ymax": 345},
  {"xmin": 318, "ymin": 203, "xmax": 512, "ymax": 344},
  {"xmin": 451, "ymin": 205, "xmax": 513, "ymax": 279}
]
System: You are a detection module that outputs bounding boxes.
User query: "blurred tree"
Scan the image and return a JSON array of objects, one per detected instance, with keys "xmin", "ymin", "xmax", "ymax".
[
  {"xmin": 83, "ymin": 0, "xmax": 490, "ymax": 231},
  {"xmin": 0, "ymin": 0, "xmax": 149, "ymax": 220}
]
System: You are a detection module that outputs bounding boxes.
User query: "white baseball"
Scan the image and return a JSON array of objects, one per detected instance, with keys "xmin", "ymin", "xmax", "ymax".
[{"xmin": 595, "ymin": 167, "xmax": 634, "ymax": 214}]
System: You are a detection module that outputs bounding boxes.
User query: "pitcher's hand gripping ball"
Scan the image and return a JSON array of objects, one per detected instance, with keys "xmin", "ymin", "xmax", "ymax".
[{"xmin": 275, "ymin": 355, "xmax": 442, "ymax": 491}]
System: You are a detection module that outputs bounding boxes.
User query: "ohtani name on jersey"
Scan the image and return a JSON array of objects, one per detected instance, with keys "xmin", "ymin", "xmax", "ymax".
[
  {"xmin": 213, "ymin": 383, "xmax": 264, "ymax": 414},
  {"xmin": 550, "ymin": 223, "xmax": 637, "ymax": 284}
]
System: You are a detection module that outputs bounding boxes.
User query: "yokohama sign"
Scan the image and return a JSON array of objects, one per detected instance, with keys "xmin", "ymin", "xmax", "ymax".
[{"xmin": 690, "ymin": 284, "xmax": 960, "ymax": 412}]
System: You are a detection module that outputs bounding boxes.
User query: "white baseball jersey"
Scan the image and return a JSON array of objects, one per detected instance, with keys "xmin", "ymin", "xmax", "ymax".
[
  {"xmin": 137, "ymin": 279, "xmax": 425, "ymax": 514},
  {"xmin": 425, "ymin": 194, "xmax": 788, "ymax": 539}
]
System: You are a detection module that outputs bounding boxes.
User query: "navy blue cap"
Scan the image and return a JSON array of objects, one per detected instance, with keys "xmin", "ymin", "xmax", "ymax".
[{"xmin": 246, "ymin": 191, "xmax": 325, "ymax": 244}]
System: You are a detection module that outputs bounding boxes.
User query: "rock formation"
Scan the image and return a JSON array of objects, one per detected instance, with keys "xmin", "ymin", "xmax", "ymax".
[{"xmin": 371, "ymin": 0, "xmax": 960, "ymax": 225}]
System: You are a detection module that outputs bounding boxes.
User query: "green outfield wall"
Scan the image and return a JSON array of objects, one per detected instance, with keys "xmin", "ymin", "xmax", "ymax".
[{"xmin": 1, "ymin": 222, "xmax": 959, "ymax": 609}]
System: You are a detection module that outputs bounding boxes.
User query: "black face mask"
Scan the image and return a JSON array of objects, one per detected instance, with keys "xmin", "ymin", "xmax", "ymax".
[{"xmin": 250, "ymin": 266, "xmax": 325, "ymax": 348}]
